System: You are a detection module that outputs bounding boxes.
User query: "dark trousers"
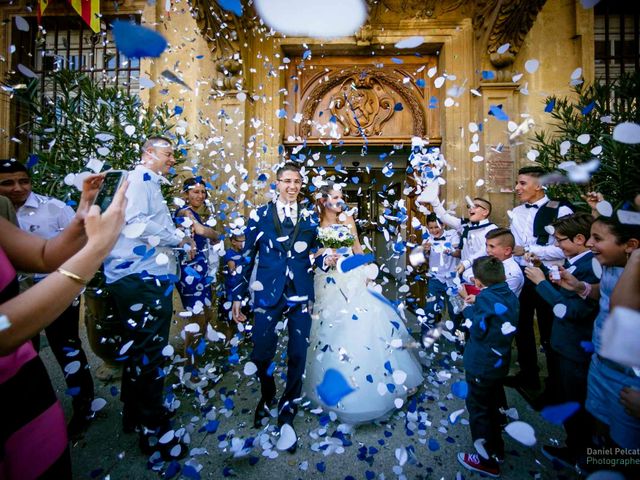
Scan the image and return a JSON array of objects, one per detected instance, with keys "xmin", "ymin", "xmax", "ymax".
[
  {"xmin": 108, "ymin": 275, "xmax": 173, "ymax": 429},
  {"xmin": 514, "ymin": 277, "xmax": 553, "ymax": 384},
  {"xmin": 424, "ymin": 277, "xmax": 454, "ymax": 332},
  {"xmin": 466, "ymin": 373, "xmax": 507, "ymax": 458},
  {"xmin": 33, "ymin": 302, "xmax": 94, "ymax": 413},
  {"xmin": 250, "ymin": 288, "xmax": 312, "ymax": 425},
  {"xmin": 549, "ymin": 350, "xmax": 594, "ymax": 454}
]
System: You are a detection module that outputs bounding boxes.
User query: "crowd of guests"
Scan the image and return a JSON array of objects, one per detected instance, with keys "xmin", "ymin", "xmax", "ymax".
[
  {"xmin": 417, "ymin": 166, "xmax": 640, "ymax": 477},
  {"xmin": 1, "ymin": 142, "xmax": 639, "ymax": 479}
]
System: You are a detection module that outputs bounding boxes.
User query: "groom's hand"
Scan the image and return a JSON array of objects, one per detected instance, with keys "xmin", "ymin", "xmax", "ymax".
[{"xmin": 232, "ymin": 301, "xmax": 246, "ymax": 323}]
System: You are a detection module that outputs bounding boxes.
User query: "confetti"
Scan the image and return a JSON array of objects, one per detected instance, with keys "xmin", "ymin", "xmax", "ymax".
[
  {"xmin": 541, "ymin": 402, "xmax": 580, "ymax": 425},
  {"xmin": 504, "ymin": 421, "xmax": 537, "ymax": 446},
  {"xmin": 112, "ymin": 21, "xmax": 168, "ymax": 58},
  {"xmin": 316, "ymin": 369, "xmax": 355, "ymax": 407},
  {"xmin": 612, "ymin": 122, "xmax": 640, "ymax": 144},
  {"xmin": 394, "ymin": 36, "xmax": 424, "ymax": 49}
]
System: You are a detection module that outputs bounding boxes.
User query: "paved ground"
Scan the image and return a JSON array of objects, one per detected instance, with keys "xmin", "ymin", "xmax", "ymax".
[{"xmin": 38, "ymin": 309, "xmax": 584, "ymax": 480}]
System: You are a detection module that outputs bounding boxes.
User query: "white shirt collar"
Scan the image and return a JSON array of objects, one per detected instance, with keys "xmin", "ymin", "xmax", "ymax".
[
  {"xmin": 533, "ymin": 195, "xmax": 549, "ymax": 207},
  {"xmin": 569, "ymin": 250, "xmax": 591, "ymax": 265},
  {"xmin": 21, "ymin": 191, "xmax": 40, "ymax": 210}
]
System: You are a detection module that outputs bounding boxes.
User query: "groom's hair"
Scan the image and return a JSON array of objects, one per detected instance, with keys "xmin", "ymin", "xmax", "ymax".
[{"xmin": 276, "ymin": 162, "xmax": 301, "ymax": 180}]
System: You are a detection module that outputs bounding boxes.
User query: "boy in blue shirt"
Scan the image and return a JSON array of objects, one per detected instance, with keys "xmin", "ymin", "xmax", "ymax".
[
  {"xmin": 457, "ymin": 256, "xmax": 519, "ymax": 478},
  {"xmin": 524, "ymin": 213, "xmax": 599, "ymax": 469}
]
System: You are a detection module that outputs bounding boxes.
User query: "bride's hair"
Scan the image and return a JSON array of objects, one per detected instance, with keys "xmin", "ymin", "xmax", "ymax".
[{"xmin": 316, "ymin": 182, "xmax": 348, "ymax": 219}]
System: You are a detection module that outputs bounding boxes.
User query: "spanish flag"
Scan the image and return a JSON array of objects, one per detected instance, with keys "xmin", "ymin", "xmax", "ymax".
[{"xmin": 37, "ymin": 0, "xmax": 101, "ymax": 33}]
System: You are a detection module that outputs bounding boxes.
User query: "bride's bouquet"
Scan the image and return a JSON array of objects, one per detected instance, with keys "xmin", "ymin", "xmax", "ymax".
[{"xmin": 317, "ymin": 224, "xmax": 355, "ymax": 249}]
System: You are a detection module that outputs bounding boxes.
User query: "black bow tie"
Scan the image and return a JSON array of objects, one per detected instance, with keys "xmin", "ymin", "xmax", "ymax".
[
  {"xmin": 525, "ymin": 204, "xmax": 539, "ymax": 209},
  {"xmin": 433, "ymin": 236, "xmax": 445, "ymax": 241}
]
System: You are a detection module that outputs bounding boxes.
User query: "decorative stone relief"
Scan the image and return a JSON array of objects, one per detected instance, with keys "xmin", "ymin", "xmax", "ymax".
[{"xmin": 474, "ymin": 0, "xmax": 547, "ymax": 70}]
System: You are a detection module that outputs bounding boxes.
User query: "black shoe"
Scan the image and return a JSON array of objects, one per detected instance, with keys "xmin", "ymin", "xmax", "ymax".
[
  {"xmin": 253, "ymin": 398, "xmax": 275, "ymax": 429},
  {"xmin": 123, "ymin": 408, "xmax": 175, "ymax": 434},
  {"xmin": 541, "ymin": 445, "xmax": 576, "ymax": 469}
]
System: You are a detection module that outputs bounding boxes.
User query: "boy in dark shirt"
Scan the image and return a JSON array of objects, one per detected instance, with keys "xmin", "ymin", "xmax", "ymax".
[
  {"xmin": 524, "ymin": 213, "xmax": 599, "ymax": 468},
  {"xmin": 457, "ymin": 256, "xmax": 519, "ymax": 478}
]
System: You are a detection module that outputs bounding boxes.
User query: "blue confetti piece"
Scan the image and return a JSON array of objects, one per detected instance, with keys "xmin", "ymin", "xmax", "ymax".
[
  {"xmin": 384, "ymin": 361, "xmax": 393, "ymax": 374},
  {"xmin": 365, "ymin": 471, "xmax": 375, "ymax": 480},
  {"xmin": 316, "ymin": 462, "xmax": 326, "ymax": 473},
  {"xmin": 66, "ymin": 386, "xmax": 81, "ymax": 397},
  {"xmin": 316, "ymin": 368, "xmax": 356, "ymax": 407},
  {"xmin": 228, "ymin": 352, "xmax": 239, "ymax": 364},
  {"xmin": 494, "ymin": 303, "xmax": 508, "ymax": 315},
  {"xmin": 183, "ymin": 465, "xmax": 200, "ymax": 480},
  {"xmin": 580, "ymin": 341, "xmax": 595, "ymax": 353},
  {"xmin": 276, "ymin": 109, "xmax": 287, "ymax": 118},
  {"xmin": 222, "ymin": 467, "xmax": 234, "ymax": 478},
  {"xmin": 494, "ymin": 357, "xmax": 503, "ymax": 368},
  {"xmin": 165, "ymin": 461, "xmax": 181, "ymax": 479},
  {"xmin": 366, "ymin": 374, "xmax": 373, "ymax": 383},
  {"xmin": 544, "ymin": 98, "xmax": 555, "ymax": 112},
  {"xmin": 391, "ymin": 57, "xmax": 403, "ymax": 64},
  {"xmin": 352, "ymin": 314, "xmax": 359, "ymax": 320},
  {"xmin": 451, "ymin": 380, "xmax": 468, "ymax": 399},
  {"xmin": 110, "ymin": 386, "xmax": 119, "ymax": 396},
  {"xmin": 26, "ymin": 154, "xmax": 39, "ymax": 168},
  {"xmin": 581, "ymin": 101, "xmax": 595, "ymax": 115},
  {"xmin": 339, "ymin": 253, "xmax": 375, "ymax": 273},
  {"xmin": 386, "ymin": 383, "xmax": 396, "ymax": 393},
  {"xmin": 142, "ymin": 354, "xmax": 149, "ymax": 366},
  {"xmin": 224, "ymin": 398, "xmax": 234, "ymax": 410},
  {"xmin": 488, "ymin": 104, "xmax": 509, "ymax": 121},
  {"xmin": 416, "ymin": 78, "xmax": 425, "ymax": 88},
  {"xmin": 112, "ymin": 20, "xmax": 168, "ymax": 59},
  {"xmin": 541, "ymin": 401, "xmax": 581, "ymax": 425},
  {"xmin": 428, "ymin": 438, "xmax": 440, "ymax": 451},
  {"xmin": 216, "ymin": 0, "xmax": 242, "ymax": 16},
  {"xmin": 482, "ymin": 70, "xmax": 496, "ymax": 80},
  {"xmin": 394, "ymin": 102, "xmax": 403, "ymax": 111},
  {"xmin": 303, "ymin": 49, "xmax": 312, "ymax": 60},
  {"xmin": 266, "ymin": 361, "xmax": 276, "ymax": 376},
  {"xmin": 174, "ymin": 105, "xmax": 183, "ymax": 115}
]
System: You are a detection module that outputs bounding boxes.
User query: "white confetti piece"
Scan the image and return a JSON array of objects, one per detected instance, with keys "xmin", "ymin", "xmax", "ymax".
[
  {"xmin": 427, "ymin": 66, "xmax": 437, "ymax": 78},
  {"xmin": 612, "ymin": 122, "xmax": 640, "ymax": 144},
  {"xmin": 434, "ymin": 76, "xmax": 445, "ymax": 89},
  {"xmin": 497, "ymin": 43, "xmax": 510, "ymax": 54},
  {"xmin": 276, "ymin": 423, "xmax": 297, "ymax": 450},
  {"xmin": 91, "ymin": 398, "xmax": 107, "ymax": 412},
  {"xmin": 560, "ymin": 140, "xmax": 571, "ymax": 156},
  {"xmin": 15, "ymin": 16, "xmax": 29, "ymax": 32},
  {"xmin": 244, "ymin": 362, "xmax": 258, "ymax": 375},
  {"xmin": 184, "ymin": 323, "xmax": 200, "ymax": 333},
  {"xmin": 159, "ymin": 429, "xmax": 175, "ymax": 444},
  {"xmin": 571, "ymin": 67, "xmax": 583, "ymax": 80},
  {"xmin": 392, "ymin": 370, "xmax": 407, "ymax": 385},
  {"xmin": 251, "ymin": 280, "xmax": 264, "ymax": 291},
  {"xmin": 155, "ymin": 253, "xmax": 169, "ymax": 265},
  {"xmin": 64, "ymin": 360, "xmax": 81, "ymax": 375},
  {"xmin": 394, "ymin": 398, "xmax": 404, "ymax": 409},
  {"xmin": 553, "ymin": 303, "xmax": 567, "ymax": 318},
  {"xmin": 139, "ymin": 76, "xmax": 155, "ymax": 89},
  {"xmin": 130, "ymin": 303, "xmax": 143, "ymax": 312},
  {"xmin": 475, "ymin": 178, "xmax": 485, "ymax": 187},
  {"xmin": 505, "ymin": 421, "xmax": 537, "ymax": 446},
  {"xmin": 0, "ymin": 314, "xmax": 11, "ymax": 331},
  {"xmin": 293, "ymin": 241, "xmax": 308, "ymax": 253},
  {"xmin": 577, "ymin": 133, "xmax": 591, "ymax": 144},
  {"xmin": 122, "ymin": 223, "xmax": 146, "ymax": 238},
  {"xmin": 395, "ymin": 447, "xmax": 408, "ymax": 466},
  {"xmin": 255, "ymin": 0, "xmax": 367, "ymax": 38},
  {"xmin": 444, "ymin": 97, "xmax": 455, "ymax": 107},
  {"xmin": 449, "ymin": 408, "xmax": 465, "ymax": 424},
  {"xmin": 124, "ymin": 125, "xmax": 135, "ymax": 136},
  {"xmin": 17, "ymin": 64, "xmax": 37, "ymax": 78},
  {"xmin": 501, "ymin": 321, "xmax": 516, "ymax": 335},
  {"xmin": 474, "ymin": 438, "xmax": 490, "ymax": 459},
  {"xmin": 162, "ymin": 345, "xmax": 174, "ymax": 357},
  {"xmin": 596, "ymin": 200, "xmax": 613, "ymax": 217},
  {"xmin": 592, "ymin": 257, "xmax": 603, "ymax": 279},
  {"xmin": 524, "ymin": 59, "xmax": 539, "ymax": 73},
  {"xmin": 119, "ymin": 340, "xmax": 134, "ymax": 355},
  {"xmin": 395, "ymin": 36, "xmax": 424, "ymax": 49}
]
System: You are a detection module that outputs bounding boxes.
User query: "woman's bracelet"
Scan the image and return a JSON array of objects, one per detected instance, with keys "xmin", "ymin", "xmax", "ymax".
[{"xmin": 56, "ymin": 268, "xmax": 90, "ymax": 286}]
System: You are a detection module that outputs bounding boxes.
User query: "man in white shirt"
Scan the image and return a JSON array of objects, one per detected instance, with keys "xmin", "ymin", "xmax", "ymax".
[
  {"xmin": 485, "ymin": 228, "xmax": 524, "ymax": 297},
  {"xmin": 507, "ymin": 165, "xmax": 573, "ymax": 393},
  {"xmin": 103, "ymin": 137, "xmax": 194, "ymax": 459},
  {"xmin": 0, "ymin": 159, "xmax": 95, "ymax": 438}
]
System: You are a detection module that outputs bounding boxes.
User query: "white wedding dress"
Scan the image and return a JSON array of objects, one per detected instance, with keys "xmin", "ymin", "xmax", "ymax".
[{"xmin": 304, "ymin": 245, "xmax": 423, "ymax": 424}]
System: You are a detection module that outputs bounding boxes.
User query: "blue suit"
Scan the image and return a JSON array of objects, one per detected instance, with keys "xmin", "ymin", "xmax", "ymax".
[{"xmin": 236, "ymin": 202, "xmax": 318, "ymax": 423}]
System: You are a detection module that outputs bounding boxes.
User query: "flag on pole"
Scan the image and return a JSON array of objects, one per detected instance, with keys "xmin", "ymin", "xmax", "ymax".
[{"xmin": 37, "ymin": 0, "xmax": 101, "ymax": 33}]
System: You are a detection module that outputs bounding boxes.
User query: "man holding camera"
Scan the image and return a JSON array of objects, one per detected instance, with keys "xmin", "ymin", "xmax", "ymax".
[{"xmin": 103, "ymin": 136, "xmax": 194, "ymax": 459}]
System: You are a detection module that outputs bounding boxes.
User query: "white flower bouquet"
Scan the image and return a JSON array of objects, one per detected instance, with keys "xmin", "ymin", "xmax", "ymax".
[{"xmin": 317, "ymin": 224, "xmax": 355, "ymax": 249}]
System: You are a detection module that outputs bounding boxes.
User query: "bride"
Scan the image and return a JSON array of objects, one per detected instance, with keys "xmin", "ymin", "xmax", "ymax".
[{"xmin": 303, "ymin": 183, "xmax": 423, "ymax": 424}]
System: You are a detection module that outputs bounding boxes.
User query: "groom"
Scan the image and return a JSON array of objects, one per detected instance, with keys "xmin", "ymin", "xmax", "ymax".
[{"xmin": 232, "ymin": 162, "xmax": 318, "ymax": 452}]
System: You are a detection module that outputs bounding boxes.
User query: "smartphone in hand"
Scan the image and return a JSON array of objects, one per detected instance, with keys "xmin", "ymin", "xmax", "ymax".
[{"xmin": 94, "ymin": 170, "xmax": 127, "ymax": 211}]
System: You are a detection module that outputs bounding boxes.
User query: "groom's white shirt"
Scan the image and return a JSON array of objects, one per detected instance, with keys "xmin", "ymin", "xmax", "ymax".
[{"xmin": 276, "ymin": 199, "xmax": 297, "ymax": 225}]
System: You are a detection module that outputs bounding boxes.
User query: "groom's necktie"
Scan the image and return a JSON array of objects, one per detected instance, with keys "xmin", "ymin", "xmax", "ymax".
[{"xmin": 281, "ymin": 212, "xmax": 295, "ymax": 250}]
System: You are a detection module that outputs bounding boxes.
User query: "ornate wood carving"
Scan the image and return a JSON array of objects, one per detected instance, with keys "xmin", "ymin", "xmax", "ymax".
[
  {"xmin": 300, "ymin": 67, "xmax": 426, "ymax": 139},
  {"xmin": 474, "ymin": 0, "xmax": 547, "ymax": 70}
]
